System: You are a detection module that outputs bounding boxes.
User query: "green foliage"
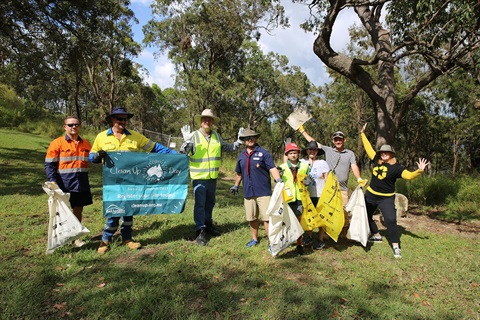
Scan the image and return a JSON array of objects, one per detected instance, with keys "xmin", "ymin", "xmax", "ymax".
[{"xmin": 444, "ymin": 176, "xmax": 480, "ymax": 222}]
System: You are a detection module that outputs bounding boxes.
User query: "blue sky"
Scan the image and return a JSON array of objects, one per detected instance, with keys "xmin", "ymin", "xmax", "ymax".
[{"xmin": 129, "ymin": 0, "xmax": 356, "ymax": 89}]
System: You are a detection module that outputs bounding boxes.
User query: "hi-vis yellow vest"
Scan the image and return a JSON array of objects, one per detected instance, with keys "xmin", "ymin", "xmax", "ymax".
[
  {"xmin": 280, "ymin": 162, "xmax": 309, "ymax": 202},
  {"xmin": 189, "ymin": 130, "xmax": 222, "ymax": 179}
]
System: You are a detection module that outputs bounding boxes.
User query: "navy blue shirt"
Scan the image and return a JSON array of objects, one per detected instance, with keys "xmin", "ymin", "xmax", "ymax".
[{"xmin": 235, "ymin": 145, "xmax": 276, "ymax": 198}]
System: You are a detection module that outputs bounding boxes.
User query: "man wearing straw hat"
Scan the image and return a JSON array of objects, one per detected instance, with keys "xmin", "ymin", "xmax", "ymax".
[
  {"xmin": 180, "ymin": 109, "xmax": 244, "ymax": 246},
  {"xmin": 230, "ymin": 128, "xmax": 282, "ymax": 248}
]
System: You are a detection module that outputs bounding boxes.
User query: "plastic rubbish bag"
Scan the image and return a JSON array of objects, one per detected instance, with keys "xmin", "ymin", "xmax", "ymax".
[
  {"xmin": 267, "ymin": 183, "xmax": 304, "ymax": 257},
  {"xmin": 345, "ymin": 185, "xmax": 370, "ymax": 247},
  {"xmin": 43, "ymin": 182, "xmax": 90, "ymax": 254}
]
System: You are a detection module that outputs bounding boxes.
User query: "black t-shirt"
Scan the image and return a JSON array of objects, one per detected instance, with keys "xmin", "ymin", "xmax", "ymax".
[{"xmin": 369, "ymin": 160, "xmax": 405, "ymax": 194}]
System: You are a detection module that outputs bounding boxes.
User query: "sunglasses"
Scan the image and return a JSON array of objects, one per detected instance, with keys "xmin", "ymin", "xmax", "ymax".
[
  {"xmin": 65, "ymin": 123, "xmax": 80, "ymax": 127},
  {"xmin": 115, "ymin": 116, "xmax": 128, "ymax": 121},
  {"xmin": 241, "ymin": 136, "xmax": 257, "ymax": 141}
]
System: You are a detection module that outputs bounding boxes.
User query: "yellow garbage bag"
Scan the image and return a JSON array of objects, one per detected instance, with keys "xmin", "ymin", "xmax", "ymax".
[
  {"xmin": 297, "ymin": 172, "xmax": 326, "ymax": 231},
  {"xmin": 316, "ymin": 171, "xmax": 344, "ymax": 242}
]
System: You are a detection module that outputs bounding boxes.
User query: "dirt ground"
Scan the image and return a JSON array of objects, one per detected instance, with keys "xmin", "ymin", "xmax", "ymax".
[{"xmin": 374, "ymin": 206, "xmax": 480, "ymax": 240}]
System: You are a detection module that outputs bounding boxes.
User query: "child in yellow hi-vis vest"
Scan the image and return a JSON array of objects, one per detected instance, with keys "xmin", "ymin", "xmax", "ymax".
[{"xmin": 279, "ymin": 143, "xmax": 309, "ymax": 255}]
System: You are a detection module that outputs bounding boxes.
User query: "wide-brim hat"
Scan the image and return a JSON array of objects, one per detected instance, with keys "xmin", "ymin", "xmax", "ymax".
[
  {"xmin": 378, "ymin": 144, "xmax": 396, "ymax": 155},
  {"xmin": 194, "ymin": 109, "xmax": 220, "ymax": 126},
  {"xmin": 106, "ymin": 107, "xmax": 134, "ymax": 120},
  {"xmin": 302, "ymin": 140, "xmax": 325, "ymax": 156},
  {"xmin": 239, "ymin": 128, "xmax": 260, "ymax": 139}
]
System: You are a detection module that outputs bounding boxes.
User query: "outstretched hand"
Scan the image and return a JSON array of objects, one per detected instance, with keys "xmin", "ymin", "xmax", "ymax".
[
  {"xmin": 181, "ymin": 125, "xmax": 193, "ymax": 142},
  {"xmin": 417, "ymin": 158, "xmax": 430, "ymax": 170}
]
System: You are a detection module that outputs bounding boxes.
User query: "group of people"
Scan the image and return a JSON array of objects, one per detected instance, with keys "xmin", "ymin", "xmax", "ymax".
[{"xmin": 45, "ymin": 108, "xmax": 429, "ymax": 258}]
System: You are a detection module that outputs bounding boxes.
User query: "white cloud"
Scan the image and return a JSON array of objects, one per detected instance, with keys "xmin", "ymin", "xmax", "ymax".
[{"xmin": 131, "ymin": 0, "xmax": 357, "ymax": 88}]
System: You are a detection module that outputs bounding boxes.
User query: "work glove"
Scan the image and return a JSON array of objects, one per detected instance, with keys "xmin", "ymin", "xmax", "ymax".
[
  {"xmin": 236, "ymin": 127, "xmax": 245, "ymax": 144},
  {"xmin": 180, "ymin": 142, "xmax": 193, "ymax": 155},
  {"xmin": 357, "ymin": 177, "xmax": 368, "ymax": 187},
  {"xmin": 303, "ymin": 174, "xmax": 314, "ymax": 186},
  {"xmin": 298, "ymin": 124, "xmax": 305, "ymax": 133},
  {"xmin": 93, "ymin": 150, "xmax": 106, "ymax": 162},
  {"xmin": 181, "ymin": 125, "xmax": 193, "ymax": 142},
  {"xmin": 230, "ymin": 185, "xmax": 239, "ymax": 196}
]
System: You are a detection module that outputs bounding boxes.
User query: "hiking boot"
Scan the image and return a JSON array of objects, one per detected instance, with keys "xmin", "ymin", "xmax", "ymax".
[
  {"xmin": 296, "ymin": 245, "xmax": 304, "ymax": 256},
  {"xmin": 97, "ymin": 241, "xmax": 109, "ymax": 255},
  {"xmin": 313, "ymin": 241, "xmax": 325, "ymax": 250},
  {"xmin": 393, "ymin": 247, "xmax": 402, "ymax": 259},
  {"xmin": 246, "ymin": 239, "xmax": 259, "ymax": 248},
  {"xmin": 73, "ymin": 239, "xmax": 86, "ymax": 248},
  {"xmin": 368, "ymin": 235, "xmax": 383, "ymax": 243},
  {"xmin": 122, "ymin": 240, "xmax": 142, "ymax": 250},
  {"xmin": 195, "ymin": 229, "xmax": 207, "ymax": 246},
  {"xmin": 303, "ymin": 234, "xmax": 313, "ymax": 246}
]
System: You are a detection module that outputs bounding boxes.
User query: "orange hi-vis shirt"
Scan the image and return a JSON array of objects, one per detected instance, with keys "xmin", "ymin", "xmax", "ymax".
[{"xmin": 45, "ymin": 134, "xmax": 91, "ymax": 193}]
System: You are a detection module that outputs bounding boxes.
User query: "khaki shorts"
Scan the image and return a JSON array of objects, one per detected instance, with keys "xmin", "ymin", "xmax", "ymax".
[{"xmin": 244, "ymin": 196, "xmax": 271, "ymax": 222}]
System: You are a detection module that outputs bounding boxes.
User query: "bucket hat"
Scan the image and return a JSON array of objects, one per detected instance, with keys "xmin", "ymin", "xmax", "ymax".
[
  {"xmin": 194, "ymin": 109, "xmax": 220, "ymax": 126},
  {"xmin": 378, "ymin": 144, "xmax": 396, "ymax": 155},
  {"xmin": 105, "ymin": 107, "xmax": 134, "ymax": 121}
]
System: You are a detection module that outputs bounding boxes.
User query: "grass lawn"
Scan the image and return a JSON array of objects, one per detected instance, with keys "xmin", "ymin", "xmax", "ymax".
[{"xmin": 0, "ymin": 128, "xmax": 478, "ymax": 319}]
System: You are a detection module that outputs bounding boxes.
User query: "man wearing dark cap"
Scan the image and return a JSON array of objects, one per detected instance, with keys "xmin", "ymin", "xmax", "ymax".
[
  {"xmin": 298, "ymin": 125, "xmax": 367, "ymax": 234},
  {"xmin": 230, "ymin": 128, "xmax": 282, "ymax": 248},
  {"xmin": 89, "ymin": 107, "xmax": 176, "ymax": 255}
]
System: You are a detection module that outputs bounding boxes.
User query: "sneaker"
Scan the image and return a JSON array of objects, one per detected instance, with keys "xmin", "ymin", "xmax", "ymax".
[
  {"xmin": 73, "ymin": 239, "xmax": 85, "ymax": 248},
  {"xmin": 267, "ymin": 245, "xmax": 273, "ymax": 255},
  {"xmin": 97, "ymin": 241, "xmax": 109, "ymax": 255},
  {"xmin": 246, "ymin": 239, "xmax": 259, "ymax": 248},
  {"xmin": 296, "ymin": 245, "xmax": 304, "ymax": 256},
  {"xmin": 195, "ymin": 229, "xmax": 207, "ymax": 246},
  {"xmin": 303, "ymin": 234, "xmax": 313, "ymax": 246},
  {"xmin": 393, "ymin": 247, "xmax": 402, "ymax": 258},
  {"xmin": 314, "ymin": 241, "xmax": 325, "ymax": 250},
  {"xmin": 122, "ymin": 240, "xmax": 142, "ymax": 250},
  {"xmin": 368, "ymin": 235, "xmax": 383, "ymax": 242}
]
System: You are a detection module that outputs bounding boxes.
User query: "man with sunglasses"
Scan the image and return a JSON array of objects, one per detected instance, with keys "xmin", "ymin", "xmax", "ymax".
[
  {"xmin": 45, "ymin": 116, "xmax": 93, "ymax": 247},
  {"xmin": 230, "ymin": 128, "xmax": 282, "ymax": 248},
  {"xmin": 89, "ymin": 107, "xmax": 176, "ymax": 254},
  {"xmin": 180, "ymin": 109, "xmax": 244, "ymax": 246}
]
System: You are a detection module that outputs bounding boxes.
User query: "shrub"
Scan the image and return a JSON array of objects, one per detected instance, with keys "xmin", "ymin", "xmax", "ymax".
[{"xmin": 404, "ymin": 174, "xmax": 459, "ymax": 206}]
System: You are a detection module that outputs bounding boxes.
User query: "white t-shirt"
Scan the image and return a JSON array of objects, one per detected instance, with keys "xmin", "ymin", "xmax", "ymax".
[{"xmin": 301, "ymin": 159, "xmax": 330, "ymax": 198}]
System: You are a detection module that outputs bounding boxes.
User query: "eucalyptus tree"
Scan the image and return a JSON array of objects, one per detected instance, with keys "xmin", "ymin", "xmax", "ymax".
[
  {"xmin": 295, "ymin": 0, "xmax": 480, "ymax": 147},
  {"xmin": 143, "ymin": 0, "xmax": 288, "ymax": 136},
  {"xmin": 0, "ymin": 0, "xmax": 141, "ymax": 121}
]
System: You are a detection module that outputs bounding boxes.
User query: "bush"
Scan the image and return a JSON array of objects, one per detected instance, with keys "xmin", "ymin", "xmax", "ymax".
[{"xmin": 404, "ymin": 174, "xmax": 460, "ymax": 206}]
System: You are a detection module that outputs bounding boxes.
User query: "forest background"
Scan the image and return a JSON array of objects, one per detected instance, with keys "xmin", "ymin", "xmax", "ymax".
[
  {"xmin": 0, "ymin": 1, "xmax": 479, "ymax": 318},
  {"xmin": 1, "ymin": 0, "xmax": 479, "ymax": 210}
]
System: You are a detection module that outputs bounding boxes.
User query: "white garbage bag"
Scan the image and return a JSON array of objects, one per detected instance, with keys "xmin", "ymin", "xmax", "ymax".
[
  {"xmin": 267, "ymin": 183, "xmax": 304, "ymax": 256},
  {"xmin": 345, "ymin": 185, "xmax": 370, "ymax": 247},
  {"xmin": 43, "ymin": 182, "xmax": 90, "ymax": 254}
]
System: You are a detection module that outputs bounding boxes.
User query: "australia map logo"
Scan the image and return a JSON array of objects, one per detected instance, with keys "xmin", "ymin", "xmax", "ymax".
[{"xmin": 143, "ymin": 159, "xmax": 168, "ymax": 182}]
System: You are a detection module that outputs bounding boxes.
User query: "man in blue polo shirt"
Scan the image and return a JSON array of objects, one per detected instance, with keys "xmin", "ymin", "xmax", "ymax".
[{"xmin": 230, "ymin": 128, "xmax": 282, "ymax": 248}]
